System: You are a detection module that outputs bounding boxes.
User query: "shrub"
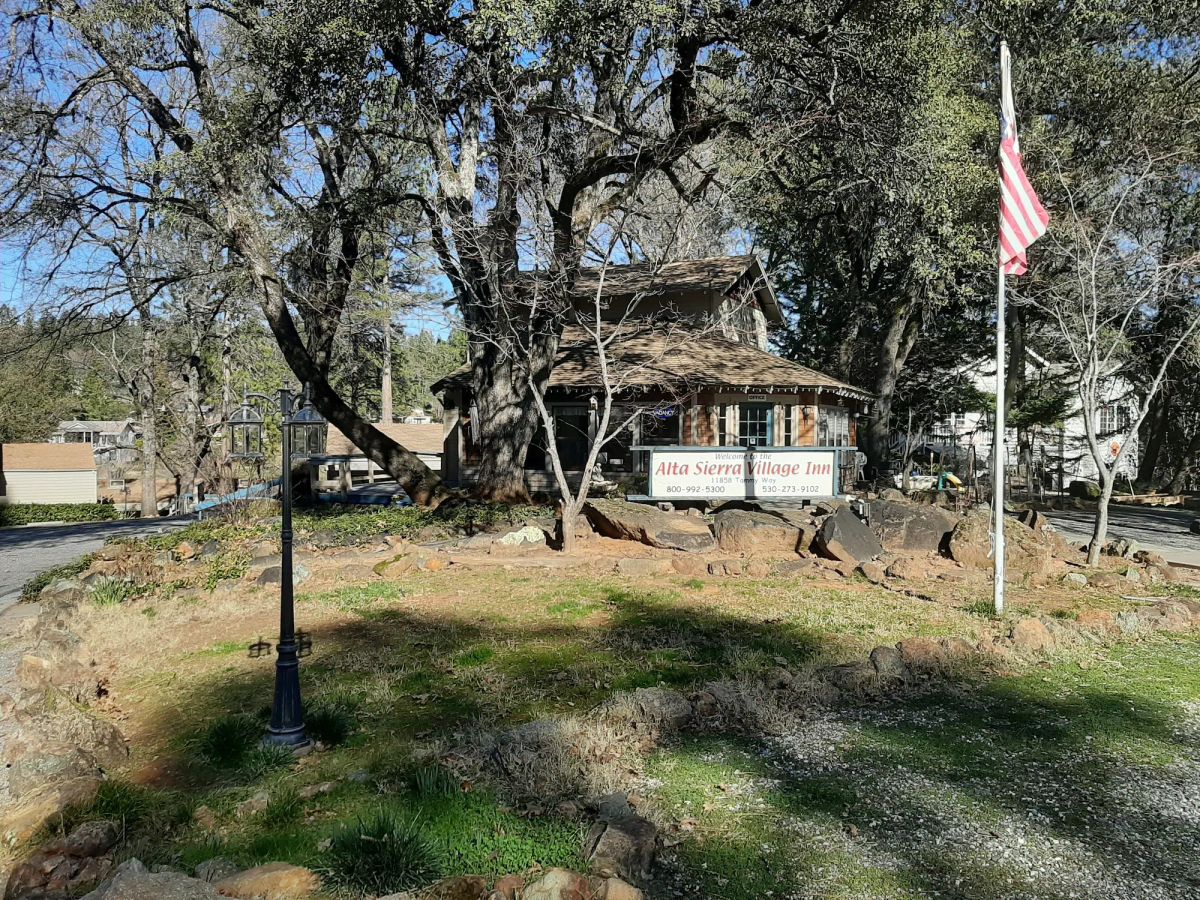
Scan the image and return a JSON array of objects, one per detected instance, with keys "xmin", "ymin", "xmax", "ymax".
[
  {"xmin": 90, "ymin": 577, "xmax": 145, "ymax": 607},
  {"xmin": 324, "ymin": 809, "xmax": 434, "ymax": 894},
  {"xmin": 0, "ymin": 503, "xmax": 121, "ymax": 527},
  {"xmin": 261, "ymin": 786, "xmax": 303, "ymax": 828},
  {"xmin": 412, "ymin": 764, "xmax": 459, "ymax": 799},
  {"xmin": 20, "ymin": 554, "xmax": 96, "ymax": 600},
  {"xmin": 241, "ymin": 744, "xmax": 296, "ymax": 779},
  {"xmin": 194, "ymin": 715, "xmax": 261, "ymax": 768},
  {"xmin": 305, "ymin": 702, "xmax": 355, "ymax": 747}
]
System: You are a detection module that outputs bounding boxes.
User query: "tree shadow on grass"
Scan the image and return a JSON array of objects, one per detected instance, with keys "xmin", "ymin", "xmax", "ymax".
[
  {"xmin": 107, "ymin": 585, "xmax": 1200, "ymax": 897},
  {"xmin": 651, "ymin": 654, "xmax": 1200, "ymax": 899}
]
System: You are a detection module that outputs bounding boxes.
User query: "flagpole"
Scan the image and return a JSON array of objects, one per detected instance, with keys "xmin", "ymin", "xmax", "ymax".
[
  {"xmin": 993, "ymin": 40, "xmax": 1010, "ymax": 616},
  {"xmin": 993, "ymin": 260, "xmax": 1007, "ymax": 615}
]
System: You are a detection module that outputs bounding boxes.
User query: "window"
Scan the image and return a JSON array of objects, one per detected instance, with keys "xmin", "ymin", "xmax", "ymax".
[
  {"xmin": 783, "ymin": 405, "xmax": 793, "ymax": 446},
  {"xmin": 553, "ymin": 406, "xmax": 590, "ymax": 470},
  {"xmin": 738, "ymin": 404, "xmax": 773, "ymax": 447},
  {"xmin": 642, "ymin": 406, "xmax": 680, "ymax": 446},
  {"xmin": 1097, "ymin": 404, "xmax": 1130, "ymax": 436},
  {"xmin": 818, "ymin": 406, "xmax": 851, "ymax": 447}
]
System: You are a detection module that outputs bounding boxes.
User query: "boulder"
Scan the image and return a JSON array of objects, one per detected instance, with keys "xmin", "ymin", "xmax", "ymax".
[
  {"xmin": 520, "ymin": 869, "xmax": 595, "ymax": 900},
  {"xmin": 490, "ymin": 875, "xmax": 525, "ymax": 900},
  {"xmin": 1103, "ymin": 537, "xmax": 1140, "ymax": 559},
  {"xmin": 772, "ymin": 558, "xmax": 815, "ymax": 576},
  {"xmin": 896, "ymin": 637, "xmax": 945, "ymax": 672},
  {"xmin": 212, "ymin": 863, "xmax": 320, "ymax": 900},
  {"xmin": 1010, "ymin": 617, "xmax": 1053, "ymax": 654},
  {"xmin": 813, "ymin": 508, "xmax": 882, "ymax": 564},
  {"xmin": 870, "ymin": 500, "xmax": 959, "ymax": 554},
  {"xmin": 194, "ymin": 859, "xmax": 239, "ymax": 883},
  {"xmin": 582, "ymin": 500, "xmax": 714, "ymax": 552},
  {"xmin": 857, "ymin": 561, "xmax": 887, "ymax": 585},
  {"xmin": 1191, "ymin": 518, "xmax": 1200, "ymax": 535},
  {"xmin": 885, "ymin": 556, "xmax": 927, "ymax": 581},
  {"xmin": 496, "ymin": 526, "xmax": 547, "ymax": 547},
  {"xmin": 947, "ymin": 506, "xmax": 1052, "ymax": 576},
  {"xmin": 707, "ymin": 559, "xmax": 744, "ymax": 576},
  {"xmin": 421, "ymin": 875, "xmax": 490, "ymax": 900},
  {"xmin": 614, "ymin": 558, "xmax": 673, "ymax": 577},
  {"xmin": 712, "ymin": 509, "xmax": 806, "ymax": 555},
  {"xmin": 81, "ymin": 860, "xmax": 220, "ymax": 900},
  {"xmin": 50, "ymin": 820, "xmax": 120, "ymax": 858},
  {"xmin": 1062, "ymin": 572, "xmax": 1088, "ymax": 586},
  {"xmin": 1068, "ymin": 480, "xmax": 1101, "ymax": 500},
  {"xmin": 1075, "ymin": 609, "xmax": 1117, "ymax": 635},
  {"xmin": 598, "ymin": 878, "xmax": 644, "ymax": 900},
  {"xmin": 1088, "ymin": 571, "xmax": 1124, "ymax": 590},
  {"xmin": 869, "ymin": 645, "xmax": 908, "ymax": 681},
  {"xmin": 938, "ymin": 636, "xmax": 977, "ymax": 660},
  {"xmin": 584, "ymin": 815, "xmax": 657, "ymax": 881},
  {"xmin": 255, "ymin": 565, "xmax": 310, "ymax": 588},
  {"xmin": 670, "ymin": 557, "xmax": 708, "ymax": 577}
]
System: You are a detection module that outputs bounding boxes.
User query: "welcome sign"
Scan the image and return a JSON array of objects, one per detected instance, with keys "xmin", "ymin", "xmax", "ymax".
[{"xmin": 645, "ymin": 448, "xmax": 840, "ymax": 500}]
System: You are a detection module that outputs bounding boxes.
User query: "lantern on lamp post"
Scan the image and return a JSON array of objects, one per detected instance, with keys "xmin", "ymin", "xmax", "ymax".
[{"xmin": 225, "ymin": 386, "xmax": 326, "ymax": 751}]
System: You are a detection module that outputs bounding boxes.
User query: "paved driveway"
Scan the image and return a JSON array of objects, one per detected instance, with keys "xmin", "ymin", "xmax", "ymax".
[
  {"xmin": 1044, "ymin": 503, "xmax": 1199, "ymax": 565},
  {"xmin": 0, "ymin": 517, "xmax": 192, "ymax": 611}
]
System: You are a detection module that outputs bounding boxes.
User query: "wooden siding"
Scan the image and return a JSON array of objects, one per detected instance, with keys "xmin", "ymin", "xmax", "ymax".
[{"xmin": 0, "ymin": 470, "xmax": 98, "ymax": 505}]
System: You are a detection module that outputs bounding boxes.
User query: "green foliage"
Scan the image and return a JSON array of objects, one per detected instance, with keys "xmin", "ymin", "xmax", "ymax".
[
  {"xmin": 203, "ymin": 551, "xmax": 250, "ymax": 590},
  {"xmin": 90, "ymin": 577, "xmax": 146, "ymax": 607},
  {"xmin": 193, "ymin": 715, "xmax": 262, "ymax": 769},
  {"xmin": 60, "ymin": 779, "xmax": 189, "ymax": 837},
  {"xmin": 412, "ymin": 764, "xmax": 458, "ymax": 799},
  {"xmin": 305, "ymin": 702, "xmax": 355, "ymax": 747},
  {"xmin": 294, "ymin": 502, "xmax": 552, "ymax": 545},
  {"xmin": 453, "ymin": 646, "xmax": 495, "ymax": 668},
  {"xmin": 261, "ymin": 786, "xmax": 303, "ymax": 828},
  {"xmin": 241, "ymin": 745, "xmax": 296, "ymax": 780},
  {"xmin": 20, "ymin": 554, "xmax": 96, "ymax": 600},
  {"xmin": 0, "ymin": 503, "xmax": 120, "ymax": 527},
  {"xmin": 323, "ymin": 809, "xmax": 435, "ymax": 895}
]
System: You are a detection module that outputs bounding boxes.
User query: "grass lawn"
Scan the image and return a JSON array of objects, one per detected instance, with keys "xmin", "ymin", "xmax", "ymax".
[{"xmin": 45, "ymin": 556, "xmax": 1200, "ymax": 898}]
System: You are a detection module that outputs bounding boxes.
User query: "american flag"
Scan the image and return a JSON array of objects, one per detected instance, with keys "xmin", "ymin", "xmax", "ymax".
[{"xmin": 998, "ymin": 42, "xmax": 1049, "ymax": 276}]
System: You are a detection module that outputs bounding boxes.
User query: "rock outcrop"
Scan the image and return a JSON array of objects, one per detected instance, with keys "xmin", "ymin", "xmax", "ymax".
[{"xmin": 582, "ymin": 500, "xmax": 714, "ymax": 552}]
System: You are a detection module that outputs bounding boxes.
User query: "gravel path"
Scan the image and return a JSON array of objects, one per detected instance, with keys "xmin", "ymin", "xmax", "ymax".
[{"xmin": 0, "ymin": 517, "xmax": 191, "ymax": 612}]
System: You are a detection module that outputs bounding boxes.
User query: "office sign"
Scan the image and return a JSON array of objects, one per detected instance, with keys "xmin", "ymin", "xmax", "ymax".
[{"xmin": 646, "ymin": 447, "xmax": 839, "ymax": 500}]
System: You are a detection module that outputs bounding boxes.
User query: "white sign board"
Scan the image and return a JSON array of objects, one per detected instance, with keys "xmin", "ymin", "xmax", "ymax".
[{"xmin": 647, "ymin": 448, "xmax": 839, "ymax": 500}]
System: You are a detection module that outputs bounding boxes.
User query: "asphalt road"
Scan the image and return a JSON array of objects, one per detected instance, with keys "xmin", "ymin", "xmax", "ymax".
[
  {"xmin": 0, "ymin": 516, "xmax": 192, "ymax": 611},
  {"xmin": 1044, "ymin": 503, "xmax": 1200, "ymax": 563}
]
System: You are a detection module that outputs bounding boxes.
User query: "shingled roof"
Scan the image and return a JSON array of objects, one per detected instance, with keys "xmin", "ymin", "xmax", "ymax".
[
  {"xmin": 435, "ymin": 326, "xmax": 871, "ymax": 399},
  {"xmin": 323, "ymin": 423, "xmax": 445, "ymax": 457},
  {"xmin": 1, "ymin": 443, "xmax": 97, "ymax": 471}
]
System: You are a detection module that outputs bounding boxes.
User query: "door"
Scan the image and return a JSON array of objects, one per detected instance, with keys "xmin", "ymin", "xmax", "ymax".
[{"xmin": 738, "ymin": 403, "xmax": 774, "ymax": 447}]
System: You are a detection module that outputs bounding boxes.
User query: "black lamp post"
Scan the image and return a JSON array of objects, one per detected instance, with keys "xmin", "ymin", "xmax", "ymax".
[{"xmin": 228, "ymin": 387, "xmax": 326, "ymax": 751}]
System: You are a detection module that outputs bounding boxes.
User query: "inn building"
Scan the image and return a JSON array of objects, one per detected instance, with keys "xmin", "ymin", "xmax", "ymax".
[{"xmin": 434, "ymin": 255, "xmax": 873, "ymax": 494}]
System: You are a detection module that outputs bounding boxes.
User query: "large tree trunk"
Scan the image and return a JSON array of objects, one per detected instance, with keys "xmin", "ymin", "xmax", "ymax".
[
  {"xmin": 1136, "ymin": 392, "xmax": 1169, "ymax": 486},
  {"xmin": 138, "ymin": 317, "xmax": 158, "ymax": 518},
  {"xmin": 862, "ymin": 303, "xmax": 918, "ymax": 473},
  {"xmin": 469, "ymin": 332, "xmax": 559, "ymax": 502},
  {"xmin": 227, "ymin": 203, "xmax": 447, "ymax": 505},
  {"xmin": 380, "ymin": 319, "xmax": 394, "ymax": 424},
  {"xmin": 1166, "ymin": 427, "xmax": 1200, "ymax": 494}
]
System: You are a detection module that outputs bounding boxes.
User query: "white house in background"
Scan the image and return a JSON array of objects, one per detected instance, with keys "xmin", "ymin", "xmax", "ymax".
[
  {"xmin": 0, "ymin": 443, "xmax": 98, "ymax": 505},
  {"xmin": 400, "ymin": 408, "xmax": 434, "ymax": 425},
  {"xmin": 923, "ymin": 349, "xmax": 1140, "ymax": 488},
  {"xmin": 51, "ymin": 419, "xmax": 141, "ymax": 466}
]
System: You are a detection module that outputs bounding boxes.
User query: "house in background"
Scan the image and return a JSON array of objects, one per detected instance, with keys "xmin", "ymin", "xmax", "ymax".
[
  {"xmin": 308, "ymin": 422, "xmax": 444, "ymax": 501},
  {"xmin": 0, "ymin": 443, "xmax": 98, "ymax": 505},
  {"xmin": 51, "ymin": 419, "xmax": 141, "ymax": 465},
  {"xmin": 433, "ymin": 255, "xmax": 872, "ymax": 494},
  {"xmin": 923, "ymin": 349, "xmax": 1140, "ymax": 489}
]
